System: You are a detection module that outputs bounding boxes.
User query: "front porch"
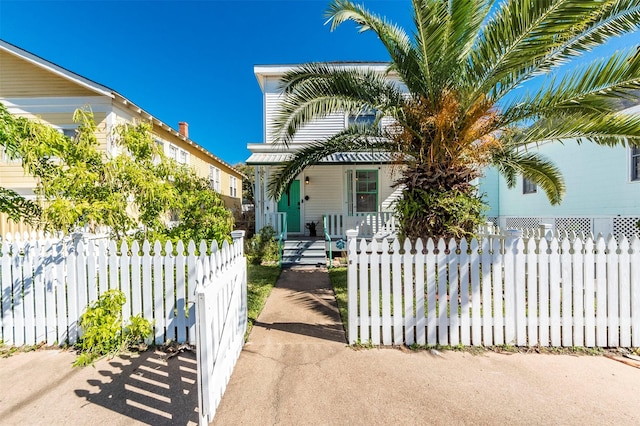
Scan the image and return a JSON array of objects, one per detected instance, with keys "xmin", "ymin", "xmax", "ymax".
[
  {"xmin": 262, "ymin": 211, "xmax": 397, "ymax": 241},
  {"xmin": 262, "ymin": 211, "xmax": 398, "ymax": 268}
]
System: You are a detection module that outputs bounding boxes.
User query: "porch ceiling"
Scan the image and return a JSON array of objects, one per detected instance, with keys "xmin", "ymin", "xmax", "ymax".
[{"xmin": 246, "ymin": 151, "xmax": 396, "ymax": 165}]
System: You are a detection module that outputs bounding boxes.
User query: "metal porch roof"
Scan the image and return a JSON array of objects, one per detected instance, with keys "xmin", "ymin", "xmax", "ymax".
[{"xmin": 246, "ymin": 151, "xmax": 396, "ymax": 165}]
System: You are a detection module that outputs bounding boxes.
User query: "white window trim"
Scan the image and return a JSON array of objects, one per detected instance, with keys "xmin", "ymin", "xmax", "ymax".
[
  {"xmin": 523, "ymin": 177, "xmax": 537, "ymax": 194},
  {"xmin": 630, "ymin": 146, "xmax": 640, "ymax": 183},
  {"xmin": 229, "ymin": 175, "xmax": 238, "ymax": 198},
  {"xmin": 210, "ymin": 165, "xmax": 221, "ymax": 192}
]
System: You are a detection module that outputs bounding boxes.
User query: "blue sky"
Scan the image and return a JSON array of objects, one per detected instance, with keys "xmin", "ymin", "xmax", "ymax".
[
  {"xmin": 1, "ymin": 1, "xmax": 639, "ymax": 166},
  {"xmin": 0, "ymin": 0, "xmax": 413, "ymax": 165}
]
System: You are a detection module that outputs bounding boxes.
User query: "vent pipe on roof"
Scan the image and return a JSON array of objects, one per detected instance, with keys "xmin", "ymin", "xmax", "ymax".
[{"xmin": 178, "ymin": 122, "xmax": 189, "ymax": 138}]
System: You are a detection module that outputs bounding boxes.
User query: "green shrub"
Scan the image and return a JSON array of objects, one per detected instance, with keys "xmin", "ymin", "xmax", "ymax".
[
  {"xmin": 73, "ymin": 289, "xmax": 152, "ymax": 367},
  {"xmin": 245, "ymin": 226, "xmax": 279, "ymax": 265}
]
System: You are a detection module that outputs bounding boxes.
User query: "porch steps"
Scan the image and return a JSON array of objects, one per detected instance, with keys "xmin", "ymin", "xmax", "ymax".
[{"xmin": 281, "ymin": 239, "xmax": 327, "ymax": 267}]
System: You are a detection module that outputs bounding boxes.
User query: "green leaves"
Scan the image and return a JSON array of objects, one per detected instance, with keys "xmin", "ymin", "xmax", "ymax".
[
  {"xmin": 74, "ymin": 289, "xmax": 152, "ymax": 367},
  {"xmin": 1, "ymin": 105, "xmax": 233, "ymax": 244}
]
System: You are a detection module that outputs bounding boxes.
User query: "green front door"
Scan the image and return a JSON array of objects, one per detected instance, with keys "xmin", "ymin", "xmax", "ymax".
[{"xmin": 277, "ymin": 180, "xmax": 301, "ymax": 233}]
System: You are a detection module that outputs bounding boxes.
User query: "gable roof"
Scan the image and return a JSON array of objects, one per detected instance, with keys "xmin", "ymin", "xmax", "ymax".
[{"xmin": 0, "ymin": 39, "xmax": 243, "ymax": 177}]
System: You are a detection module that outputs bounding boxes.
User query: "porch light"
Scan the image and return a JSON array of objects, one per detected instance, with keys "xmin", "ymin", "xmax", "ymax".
[{"xmin": 305, "ymin": 176, "xmax": 310, "ymax": 184}]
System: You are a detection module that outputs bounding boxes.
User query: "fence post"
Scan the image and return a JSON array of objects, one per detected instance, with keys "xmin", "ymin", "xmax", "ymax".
[
  {"xmin": 503, "ymin": 229, "xmax": 522, "ymax": 345},
  {"xmin": 231, "ymin": 230, "xmax": 246, "ymax": 253},
  {"xmin": 346, "ymin": 229, "xmax": 359, "ymax": 344}
]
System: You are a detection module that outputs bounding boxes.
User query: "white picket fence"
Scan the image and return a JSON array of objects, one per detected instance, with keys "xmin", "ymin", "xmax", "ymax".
[
  {"xmin": 0, "ymin": 232, "xmax": 247, "ymax": 347},
  {"xmin": 346, "ymin": 231, "xmax": 640, "ymax": 348},
  {"xmin": 195, "ymin": 232, "xmax": 247, "ymax": 425}
]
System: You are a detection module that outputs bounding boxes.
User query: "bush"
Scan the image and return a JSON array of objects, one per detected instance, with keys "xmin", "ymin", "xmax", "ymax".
[
  {"xmin": 73, "ymin": 289, "xmax": 152, "ymax": 367},
  {"xmin": 245, "ymin": 226, "xmax": 279, "ymax": 265},
  {"xmin": 395, "ymin": 187, "xmax": 487, "ymax": 241}
]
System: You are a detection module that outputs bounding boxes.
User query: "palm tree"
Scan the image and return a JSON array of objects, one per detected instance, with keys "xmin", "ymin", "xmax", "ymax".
[{"xmin": 268, "ymin": 0, "xmax": 640, "ymax": 241}]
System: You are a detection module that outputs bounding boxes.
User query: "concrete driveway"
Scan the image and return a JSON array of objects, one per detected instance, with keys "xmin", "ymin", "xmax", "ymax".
[{"xmin": 1, "ymin": 267, "xmax": 639, "ymax": 425}]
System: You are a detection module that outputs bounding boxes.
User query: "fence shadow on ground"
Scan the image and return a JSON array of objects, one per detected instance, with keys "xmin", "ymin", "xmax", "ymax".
[
  {"xmin": 74, "ymin": 349, "xmax": 199, "ymax": 426},
  {"xmin": 253, "ymin": 320, "xmax": 346, "ymax": 343}
]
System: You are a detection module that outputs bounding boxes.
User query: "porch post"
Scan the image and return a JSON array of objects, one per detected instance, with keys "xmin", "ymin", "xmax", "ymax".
[{"xmin": 254, "ymin": 166, "xmax": 263, "ymax": 232}]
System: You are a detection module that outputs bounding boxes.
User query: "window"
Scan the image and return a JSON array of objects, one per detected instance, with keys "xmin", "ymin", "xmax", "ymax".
[
  {"xmin": 229, "ymin": 175, "xmax": 238, "ymax": 198},
  {"xmin": 523, "ymin": 178, "xmax": 537, "ymax": 194},
  {"xmin": 209, "ymin": 165, "xmax": 221, "ymax": 191},
  {"xmin": 632, "ymin": 147, "xmax": 640, "ymax": 181},
  {"xmin": 179, "ymin": 149, "xmax": 188, "ymax": 165},
  {"xmin": 168, "ymin": 145, "xmax": 178, "ymax": 161},
  {"xmin": 348, "ymin": 109, "xmax": 377, "ymax": 127},
  {"xmin": 355, "ymin": 170, "xmax": 378, "ymax": 212},
  {"xmin": 61, "ymin": 128, "xmax": 76, "ymax": 138}
]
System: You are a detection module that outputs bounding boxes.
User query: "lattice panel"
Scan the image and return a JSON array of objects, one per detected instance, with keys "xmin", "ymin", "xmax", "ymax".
[
  {"xmin": 613, "ymin": 217, "xmax": 640, "ymax": 238},
  {"xmin": 505, "ymin": 217, "xmax": 540, "ymax": 229},
  {"xmin": 486, "ymin": 217, "xmax": 498, "ymax": 226},
  {"xmin": 554, "ymin": 217, "xmax": 592, "ymax": 235}
]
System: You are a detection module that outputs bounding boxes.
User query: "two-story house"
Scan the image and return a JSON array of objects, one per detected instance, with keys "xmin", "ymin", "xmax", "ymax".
[
  {"xmin": 0, "ymin": 39, "xmax": 243, "ymax": 236},
  {"xmin": 247, "ymin": 63, "xmax": 402, "ymax": 239},
  {"xmin": 248, "ymin": 62, "xmax": 639, "ymax": 240}
]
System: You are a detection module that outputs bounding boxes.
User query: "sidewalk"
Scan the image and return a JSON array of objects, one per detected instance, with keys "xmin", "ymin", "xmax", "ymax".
[{"xmin": 213, "ymin": 267, "xmax": 640, "ymax": 425}]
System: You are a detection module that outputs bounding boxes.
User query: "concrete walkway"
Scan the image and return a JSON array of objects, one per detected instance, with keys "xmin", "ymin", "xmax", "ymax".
[{"xmin": 214, "ymin": 266, "xmax": 640, "ymax": 426}]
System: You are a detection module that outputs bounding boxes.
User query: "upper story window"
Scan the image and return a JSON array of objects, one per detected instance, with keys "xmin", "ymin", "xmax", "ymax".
[
  {"xmin": 209, "ymin": 165, "xmax": 221, "ymax": 192},
  {"xmin": 631, "ymin": 147, "xmax": 640, "ymax": 181},
  {"xmin": 61, "ymin": 128, "xmax": 77, "ymax": 139},
  {"xmin": 523, "ymin": 177, "xmax": 537, "ymax": 194},
  {"xmin": 179, "ymin": 149, "xmax": 189, "ymax": 165},
  {"xmin": 168, "ymin": 145, "xmax": 178, "ymax": 161},
  {"xmin": 348, "ymin": 108, "xmax": 377, "ymax": 127},
  {"xmin": 229, "ymin": 175, "xmax": 238, "ymax": 198}
]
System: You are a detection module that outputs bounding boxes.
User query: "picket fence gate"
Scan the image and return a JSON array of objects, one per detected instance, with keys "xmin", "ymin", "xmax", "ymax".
[
  {"xmin": 346, "ymin": 231, "xmax": 640, "ymax": 348},
  {"xmin": 195, "ymin": 231, "xmax": 247, "ymax": 425},
  {"xmin": 0, "ymin": 232, "xmax": 247, "ymax": 348}
]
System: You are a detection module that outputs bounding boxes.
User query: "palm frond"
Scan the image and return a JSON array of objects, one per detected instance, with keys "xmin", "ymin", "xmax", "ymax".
[
  {"xmin": 513, "ymin": 112, "xmax": 640, "ymax": 148},
  {"xmin": 442, "ymin": 0, "xmax": 493, "ymax": 83},
  {"xmin": 500, "ymin": 49, "xmax": 640, "ymax": 126},
  {"xmin": 267, "ymin": 126, "xmax": 394, "ymax": 199},
  {"xmin": 273, "ymin": 65, "xmax": 404, "ymax": 145},
  {"xmin": 490, "ymin": 148, "xmax": 566, "ymax": 205},
  {"xmin": 538, "ymin": 0, "xmax": 640, "ymax": 74},
  {"xmin": 469, "ymin": 0, "xmax": 608, "ymax": 101},
  {"xmin": 325, "ymin": 0, "xmax": 424, "ymax": 95}
]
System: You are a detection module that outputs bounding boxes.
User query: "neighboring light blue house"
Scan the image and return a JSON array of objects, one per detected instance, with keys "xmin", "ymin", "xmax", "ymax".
[{"xmin": 479, "ymin": 103, "xmax": 640, "ymax": 237}]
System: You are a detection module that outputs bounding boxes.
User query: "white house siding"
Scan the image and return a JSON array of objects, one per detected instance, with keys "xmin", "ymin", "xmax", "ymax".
[
  {"xmin": 300, "ymin": 165, "xmax": 344, "ymax": 232},
  {"xmin": 490, "ymin": 141, "xmax": 640, "ymax": 236},
  {"xmin": 296, "ymin": 164, "xmax": 399, "ymax": 234},
  {"xmin": 264, "ymin": 77, "xmax": 346, "ymax": 144}
]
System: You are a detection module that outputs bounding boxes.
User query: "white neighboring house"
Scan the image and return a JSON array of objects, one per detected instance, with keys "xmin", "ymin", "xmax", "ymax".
[
  {"xmin": 479, "ymin": 103, "xmax": 640, "ymax": 237},
  {"xmin": 247, "ymin": 63, "xmax": 404, "ymax": 239}
]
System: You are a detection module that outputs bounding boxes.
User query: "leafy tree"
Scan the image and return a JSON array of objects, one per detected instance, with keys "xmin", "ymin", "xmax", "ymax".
[
  {"xmin": 0, "ymin": 103, "xmax": 64, "ymax": 224},
  {"xmin": 3, "ymin": 105, "xmax": 233, "ymax": 243},
  {"xmin": 268, "ymin": 0, "xmax": 640, "ymax": 241},
  {"xmin": 234, "ymin": 163, "xmax": 255, "ymax": 204}
]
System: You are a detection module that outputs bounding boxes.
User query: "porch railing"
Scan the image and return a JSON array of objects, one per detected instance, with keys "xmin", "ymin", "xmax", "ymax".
[
  {"xmin": 263, "ymin": 212, "xmax": 287, "ymax": 240},
  {"xmin": 323, "ymin": 215, "xmax": 333, "ymax": 269},
  {"xmin": 323, "ymin": 212, "xmax": 397, "ymax": 239}
]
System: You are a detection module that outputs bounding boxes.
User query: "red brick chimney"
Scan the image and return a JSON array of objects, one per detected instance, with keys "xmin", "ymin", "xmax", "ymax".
[{"xmin": 178, "ymin": 122, "xmax": 189, "ymax": 138}]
